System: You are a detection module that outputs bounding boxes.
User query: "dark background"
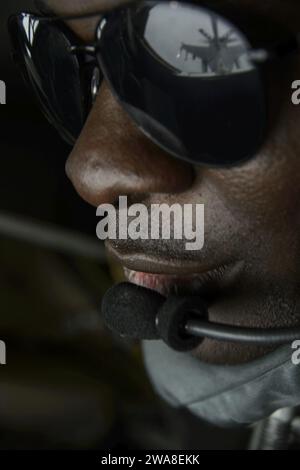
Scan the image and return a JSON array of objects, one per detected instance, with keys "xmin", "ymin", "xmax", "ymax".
[{"xmin": 0, "ymin": 0, "xmax": 249, "ymax": 450}]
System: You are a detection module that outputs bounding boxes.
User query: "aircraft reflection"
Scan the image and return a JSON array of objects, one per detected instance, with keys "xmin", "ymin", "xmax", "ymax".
[{"xmin": 178, "ymin": 15, "xmax": 247, "ymax": 75}]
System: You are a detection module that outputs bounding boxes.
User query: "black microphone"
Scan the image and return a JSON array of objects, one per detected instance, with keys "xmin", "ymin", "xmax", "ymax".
[{"xmin": 102, "ymin": 282, "xmax": 300, "ymax": 352}]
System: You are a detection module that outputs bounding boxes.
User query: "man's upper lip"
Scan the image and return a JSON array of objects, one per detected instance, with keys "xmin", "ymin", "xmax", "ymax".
[{"xmin": 106, "ymin": 242, "xmax": 235, "ymax": 275}]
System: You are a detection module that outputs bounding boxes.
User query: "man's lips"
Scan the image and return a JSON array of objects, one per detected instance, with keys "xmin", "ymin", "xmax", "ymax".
[
  {"xmin": 123, "ymin": 266, "xmax": 232, "ymax": 298},
  {"xmin": 106, "ymin": 242, "xmax": 243, "ymax": 299}
]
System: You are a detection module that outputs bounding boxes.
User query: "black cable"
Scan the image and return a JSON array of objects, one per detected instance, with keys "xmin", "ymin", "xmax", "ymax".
[{"xmin": 186, "ymin": 319, "xmax": 300, "ymax": 344}]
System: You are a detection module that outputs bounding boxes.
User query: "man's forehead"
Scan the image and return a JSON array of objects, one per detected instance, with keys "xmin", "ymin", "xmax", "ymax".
[
  {"xmin": 36, "ymin": 0, "xmax": 134, "ymax": 16},
  {"xmin": 35, "ymin": 0, "xmax": 136, "ymax": 40}
]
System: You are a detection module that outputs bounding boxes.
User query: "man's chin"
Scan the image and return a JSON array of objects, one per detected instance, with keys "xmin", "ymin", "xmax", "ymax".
[
  {"xmin": 191, "ymin": 299, "xmax": 285, "ymax": 365},
  {"xmin": 192, "ymin": 338, "xmax": 275, "ymax": 365}
]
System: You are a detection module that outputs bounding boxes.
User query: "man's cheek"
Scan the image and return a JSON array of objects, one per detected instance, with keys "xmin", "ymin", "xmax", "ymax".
[{"xmin": 206, "ymin": 139, "xmax": 300, "ymax": 227}]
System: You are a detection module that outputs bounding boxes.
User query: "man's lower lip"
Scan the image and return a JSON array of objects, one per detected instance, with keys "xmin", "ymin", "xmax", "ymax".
[{"xmin": 123, "ymin": 265, "xmax": 235, "ymax": 298}]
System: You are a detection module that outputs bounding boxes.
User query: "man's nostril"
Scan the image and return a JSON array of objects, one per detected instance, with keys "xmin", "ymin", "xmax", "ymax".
[{"xmin": 65, "ymin": 149, "xmax": 194, "ymax": 207}]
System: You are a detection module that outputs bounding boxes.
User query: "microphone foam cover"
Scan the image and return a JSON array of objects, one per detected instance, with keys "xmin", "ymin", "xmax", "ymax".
[
  {"xmin": 101, "ymin": 282, "xmax": 165, "ymax": 340},
  {"xmin": 157, "ymin": 296, "xmax": 206, "ymax": 351}
]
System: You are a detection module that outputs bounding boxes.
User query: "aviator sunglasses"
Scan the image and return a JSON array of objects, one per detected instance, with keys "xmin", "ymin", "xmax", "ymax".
[{"xmin": 8, "ymin": 0, "xmax": 300, "ymax": 166}]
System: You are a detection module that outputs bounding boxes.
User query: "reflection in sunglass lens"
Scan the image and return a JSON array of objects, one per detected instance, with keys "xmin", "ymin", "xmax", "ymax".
[{"xmin": 97, "ymin": 2, "xmax": 267, "ymax": 166}]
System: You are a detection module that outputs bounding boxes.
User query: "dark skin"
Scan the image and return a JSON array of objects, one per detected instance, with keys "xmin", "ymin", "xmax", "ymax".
[{"xmin": 37, "ymin": 0, "xmax": 300, "ymax": 364}]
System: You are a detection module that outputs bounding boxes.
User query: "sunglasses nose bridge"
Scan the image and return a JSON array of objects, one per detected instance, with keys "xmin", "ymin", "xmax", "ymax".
[{"xmin": 69, "ymin": 45, "xmax": 97, "ymax": 55}]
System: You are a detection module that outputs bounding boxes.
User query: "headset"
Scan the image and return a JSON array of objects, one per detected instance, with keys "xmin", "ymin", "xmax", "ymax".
[{"xmin": 102, "ymin": 282, "xmax": 300, "ymax": 352}]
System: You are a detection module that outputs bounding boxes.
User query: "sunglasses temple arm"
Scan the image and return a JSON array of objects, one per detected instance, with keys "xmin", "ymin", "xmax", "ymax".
[{"xmin": 256, "ymin": 34, "xmax": 300, "ymax": 63}]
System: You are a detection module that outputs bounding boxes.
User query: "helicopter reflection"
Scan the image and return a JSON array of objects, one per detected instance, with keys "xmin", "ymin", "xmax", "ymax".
[{"xmin": 178, "ymin": 15, "xmax": 247, "ymax": 75}]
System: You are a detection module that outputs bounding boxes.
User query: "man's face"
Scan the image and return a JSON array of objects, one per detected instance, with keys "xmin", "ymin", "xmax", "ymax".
[{"xmin": 38, "ymin": 0, "xmax": 300, "ymax": 363}]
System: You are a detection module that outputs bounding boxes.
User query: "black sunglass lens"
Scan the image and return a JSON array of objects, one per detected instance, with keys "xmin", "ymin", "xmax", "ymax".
[
  {"xmin": 9, "ymin": 14, "xmax": 87, "ymax": 145},
  {"xmin": 97, "ymin": 2, "xmax": 267, "ymax": 166}
]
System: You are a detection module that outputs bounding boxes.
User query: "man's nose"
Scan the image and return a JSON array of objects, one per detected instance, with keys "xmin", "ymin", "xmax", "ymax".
[{"xmin": 66, "ymin": 83, "xmax": 194, "ymax": 206}]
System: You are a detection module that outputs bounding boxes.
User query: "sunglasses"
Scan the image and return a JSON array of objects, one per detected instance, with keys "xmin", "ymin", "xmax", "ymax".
[{"xmin": 8, "ymin": 0, "xmax": 299, "ymax": 166}]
